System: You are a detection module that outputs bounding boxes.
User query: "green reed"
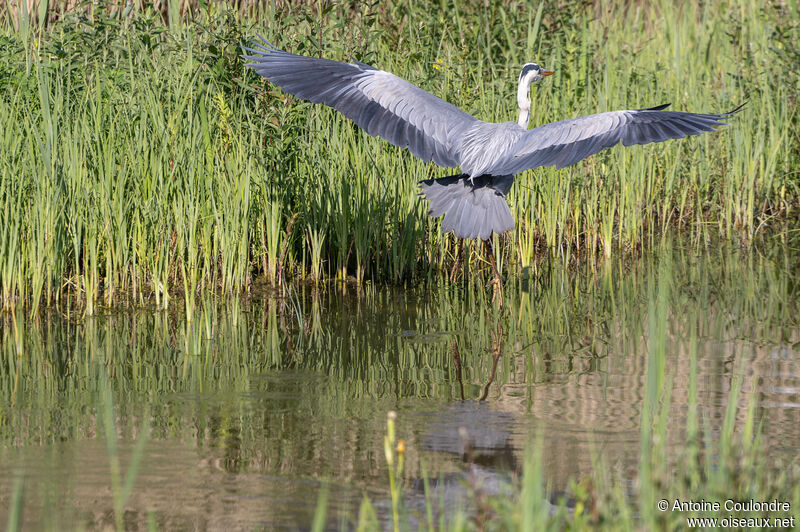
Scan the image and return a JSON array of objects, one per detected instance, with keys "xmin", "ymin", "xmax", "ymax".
[{"xmin": 1, "ymin": 0, "xmax": 797, "ymax": 312}]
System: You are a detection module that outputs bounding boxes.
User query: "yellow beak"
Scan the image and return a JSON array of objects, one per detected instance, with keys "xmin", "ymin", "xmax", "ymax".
[{"xmin": 542, "ymin": 69, "xmax": 554, "ymax": 77}]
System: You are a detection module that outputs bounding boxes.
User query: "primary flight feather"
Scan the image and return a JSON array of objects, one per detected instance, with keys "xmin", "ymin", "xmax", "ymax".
[{"xmin": 243, "ymin": 38, "xmax": 742, "ymax": 241}]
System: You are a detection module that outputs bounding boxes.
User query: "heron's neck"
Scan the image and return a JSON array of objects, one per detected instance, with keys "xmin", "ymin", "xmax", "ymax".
[{"xmin": 517, "ymin": 79, "xmax": 532, "ymax": 128}]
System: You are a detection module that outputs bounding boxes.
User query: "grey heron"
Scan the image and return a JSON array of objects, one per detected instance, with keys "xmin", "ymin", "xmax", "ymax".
[{"xmin": 242, "ymin": 38, "xmax": 741, "ymax": 295}]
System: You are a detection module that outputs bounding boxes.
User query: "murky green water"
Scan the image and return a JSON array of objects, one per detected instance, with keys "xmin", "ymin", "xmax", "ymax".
[{"xmin": 1, "ymin": 240, "xmax": 799, "ymax": 529}]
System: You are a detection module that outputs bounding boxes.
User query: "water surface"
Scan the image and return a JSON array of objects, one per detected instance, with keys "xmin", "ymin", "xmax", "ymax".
[{"xmin": 1, "ymin": 241, "xmax": 799, "ymax": 529}]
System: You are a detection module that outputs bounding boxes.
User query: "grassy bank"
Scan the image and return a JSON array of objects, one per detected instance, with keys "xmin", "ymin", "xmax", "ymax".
[{"xmin": 1, "ymin": 0, "xmax": 798, "ymax": 314}]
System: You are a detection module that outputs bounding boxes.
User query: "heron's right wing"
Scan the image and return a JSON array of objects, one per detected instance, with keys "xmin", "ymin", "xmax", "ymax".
[{"xmin": 242, "ymin": 38, "xmax": 479, "ymax": 168}]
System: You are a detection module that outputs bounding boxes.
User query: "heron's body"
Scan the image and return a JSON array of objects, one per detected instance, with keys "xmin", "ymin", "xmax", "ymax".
[{"xmin": 243, "ymin": 39, "xmax": 741, "ymax": 241}]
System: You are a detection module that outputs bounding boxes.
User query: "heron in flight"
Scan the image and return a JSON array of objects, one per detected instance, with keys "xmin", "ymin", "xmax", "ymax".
[{"xmin": 242, "ymin": 38, "xmax": 741, "ymax": 290}]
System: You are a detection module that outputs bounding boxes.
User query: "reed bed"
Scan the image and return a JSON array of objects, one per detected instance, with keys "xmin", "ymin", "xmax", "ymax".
[{"xmin": 1, "ymin": 0, "xmax": 798, "ymax": 315}]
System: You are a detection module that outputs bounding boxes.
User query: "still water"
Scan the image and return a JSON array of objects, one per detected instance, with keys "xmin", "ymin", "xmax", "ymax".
[{"xmin": 1, "ymin": 240, "xmax": 799, "ymax": 529}]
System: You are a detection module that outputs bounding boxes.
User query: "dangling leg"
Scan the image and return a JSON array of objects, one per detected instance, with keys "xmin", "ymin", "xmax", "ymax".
[
  {"xmin": 450, "ymin": 236, "xmax": 464, "ymax": 282},
  {"xmin": 484, "ymin": 238, "xmax": 503, "ymax": 308}
]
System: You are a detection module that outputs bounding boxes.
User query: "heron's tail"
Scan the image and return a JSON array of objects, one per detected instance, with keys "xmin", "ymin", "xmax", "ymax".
[{"xmin": 418, "ymin": 174, "xmax": 515, "ymax": 241}]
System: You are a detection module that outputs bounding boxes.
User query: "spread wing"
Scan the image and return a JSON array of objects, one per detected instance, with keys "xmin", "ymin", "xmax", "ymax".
[
  {"xmin": 242, "ymin": 38, "xmax": 480, "ymax": 168},
  {"xmin": 493, "ymin": 103, "xmax": 744, "ymax": 175}
]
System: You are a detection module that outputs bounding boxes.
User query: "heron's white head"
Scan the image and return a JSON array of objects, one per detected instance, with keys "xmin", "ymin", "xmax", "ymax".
[
  {"xmin": 518, "ymin": 63, "xmax": 554, "ymax": 87},
  {"xmin": 517, "ymin": 63, "xmax": 553, "ymax": 128}
]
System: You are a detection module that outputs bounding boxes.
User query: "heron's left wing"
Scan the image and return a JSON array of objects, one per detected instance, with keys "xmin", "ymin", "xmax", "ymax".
[
  {"xmin": 493, "ymin": 104, "xmax": 743, "ymax": 175},
  {"xmin": 242, "ymin": 38, "xmax": 480, "ymax": 168}
]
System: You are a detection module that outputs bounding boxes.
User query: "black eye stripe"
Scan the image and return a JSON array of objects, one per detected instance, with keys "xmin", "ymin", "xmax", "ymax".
[{"xmin": 520, "ymin": 64, "xmax": 540, "ymax": 77}]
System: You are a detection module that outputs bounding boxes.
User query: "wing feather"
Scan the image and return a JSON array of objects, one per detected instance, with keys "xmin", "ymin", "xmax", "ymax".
[
  {"xmin": 243, "ymin": 38, "xmax": 478, "ymax": 168},
  {"xmin": 494, "ymin": 104, "xmax": 743, "ymax": 175}
]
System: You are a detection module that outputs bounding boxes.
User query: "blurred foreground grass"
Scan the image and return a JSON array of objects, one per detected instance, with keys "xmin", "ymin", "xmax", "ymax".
[{"xmin": 1, "ymin": 0, "xmax": 798, "ymax": 315}]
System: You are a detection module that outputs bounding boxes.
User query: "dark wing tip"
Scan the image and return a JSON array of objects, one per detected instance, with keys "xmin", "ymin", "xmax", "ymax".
[
  {"xmin": 639, "ymin": 103, "xmax": 672, "ymax": 111},
  {"xmin": 240, "ymin": 36, "xmax": 282, "ymax": 56},
  {"xmin": 240, "ymin": 37, "xmax": 294, "ymax": 69},
  {"xmin": 254, "ymin": 35, "xmax": 280, "ymax": 51},
  {"xmin": 722, "ymin": 101, "xmax": 747, "ymax": 116},
  {"xmin": 638, "ymin": 100, "xmax": 745, "ymax": 120}
]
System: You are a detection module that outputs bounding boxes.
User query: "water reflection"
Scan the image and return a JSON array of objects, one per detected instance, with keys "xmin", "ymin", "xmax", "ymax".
[
  {"xmin": 450, "ymin": 323, "xmax": 505, "ymax": 401},
  {"xmin": 0, "ymin": 241, "xmax": 798, "ymax": 529}
]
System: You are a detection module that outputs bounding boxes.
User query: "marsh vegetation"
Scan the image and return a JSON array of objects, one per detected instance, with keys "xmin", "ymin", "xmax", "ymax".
[
  {"xmin": 1, "ymin": 1, "xmax": 799, "ymax": 530},
  {"xmin": 1, "ymin": 0, "xmax": 798, "ymax": 315}
]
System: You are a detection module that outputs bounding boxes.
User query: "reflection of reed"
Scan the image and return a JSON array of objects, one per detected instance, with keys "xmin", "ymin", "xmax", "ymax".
[
  {"xmin": 1, "ymin": 243, "xmax": 799, "ymax": 527},
  {"xmin": 479, "ymin": 324, "xmax": 503, "ymax": 401},
  {"xmin": 451, "ymin": 323, "xmax": 504, "ymax": 402},
  {"xmin": 497, "ymin": 317, "xmax": 800, "ymax": 440},
  {"xmin": 451, "ymin": 338, "xmax": 464, "ymax": 401}
]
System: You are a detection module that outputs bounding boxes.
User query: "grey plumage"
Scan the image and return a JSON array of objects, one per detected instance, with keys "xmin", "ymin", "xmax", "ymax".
[
  {"xmin": 242, "ymin": 39, "xmax": 474, "ymax": 169},
  {"xmin": 419, "ymin": 175, "xmax": 514, "ymax": 241},
  {"xmin": 242, "ymin": 37, "xmax": 742, "ymax": 241}
]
